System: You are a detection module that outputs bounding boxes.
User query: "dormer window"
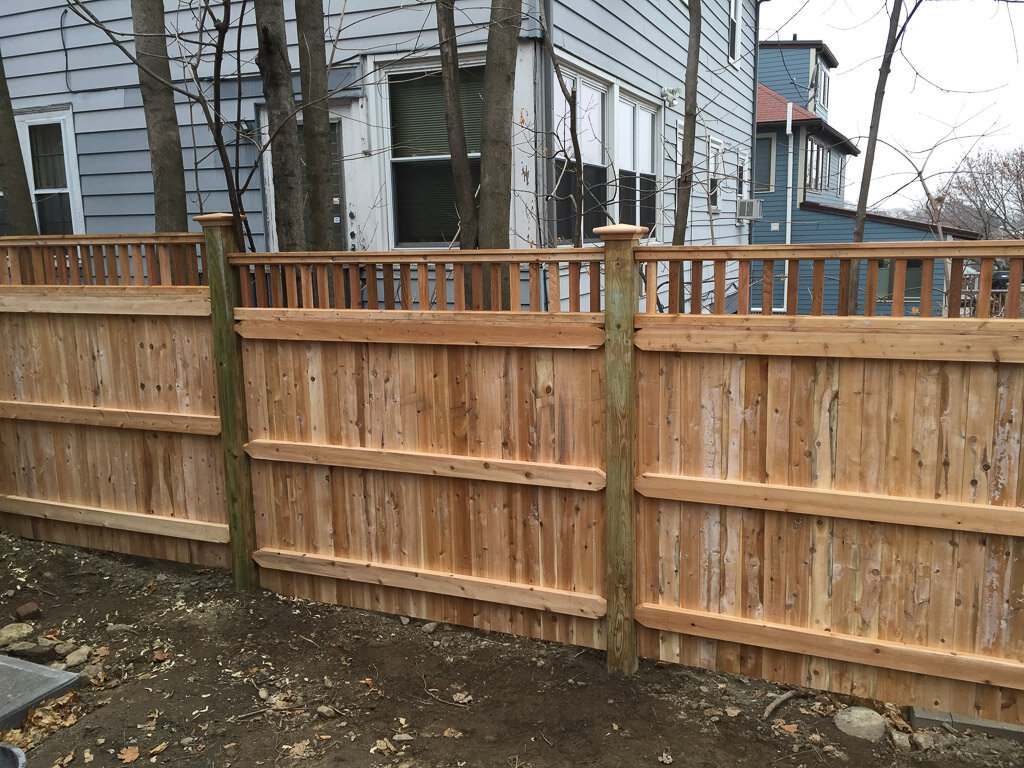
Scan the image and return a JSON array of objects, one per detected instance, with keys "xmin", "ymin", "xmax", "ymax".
[{"xmin": 815, "ymin": 61, "xmax": 829, "ymax": 108}]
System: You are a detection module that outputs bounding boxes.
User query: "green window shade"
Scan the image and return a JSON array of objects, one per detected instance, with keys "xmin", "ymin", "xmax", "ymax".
[
  {"xmin": 394, "ymin": 158, "xmax": 481, "ymax": 244},
  {"xmin": 390, "ymin": 67, "xmax": 484, "ymax": 157},
  {"xmin": 29, "ymin": 123, "xmax": 67, "ymax": 189}
]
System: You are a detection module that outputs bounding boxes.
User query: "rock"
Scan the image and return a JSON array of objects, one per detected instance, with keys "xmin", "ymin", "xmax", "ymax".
[
  {"xmin": 15, "ymin": 602, "xmax": 40, "ymax": 620},
  {"xmin": 392, "ymin": 733, "xmax": 414, "ymax": 742},
  {"xmin": 55, "ymin": 642, "xmax": 76, "ymax": 657},
  {"xmin": 316, "ymin": 705, "xmax": 336, "ymax": 718},
  {"xmin": 400, "ymin": 616, "xmax": 410, "ymax": 626},
  {"xmin": 79, "ymin": 664, "xmax": 104, "ymax": 682},
  {"xmin": 106, "ymin": 623, "xmax": 133, "ymax": 635},
  {"xmin": 835, "ymin": 706, "xmax": 887, "ymax": 743},
  {"xmin": 911, "ymin": 731, "xmax": 959, "ymax": 751},
  {"xmin": 7, "ymin": 640, "xmax": 58, "ymax": 662},
  {"xmin": 49, "ymin": 662, "xmax": 68, "ymax": 671},
  {"xmin": 65, "ymin": 645, "xmax": 92, "ymax": 668},
  {"xmin": 0, "ymin": 622, "xmax": 35, "ymax": 647},
  {"xmin": 890, "ymin": 730, "xmax": 912, "ymax": 752},
  {"xmin": 421, "ymin": 622, "xmax": 438, "ymax": 634},
  {"xmin": 36, "ymin": 637, "xmax": 58, "ymax": 648},
  {"xmin": 3, "ymin": 590, "xmax": 15, "ymax": 598}
]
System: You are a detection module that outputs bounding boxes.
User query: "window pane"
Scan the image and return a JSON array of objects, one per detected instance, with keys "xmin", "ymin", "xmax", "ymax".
[
  {"xmin": 616, "ymin": 100, "xmax": 635, "ymax": 170},
  {"xmin": 390, "ymin": 68, "xmax": 484, "ymax": 158},
  {"xmin": 393, "ymin": 158, "xmax": 481, "ymax": 244},
  {"xmin": 577, "ymin": 82, "xmax": 605, "ymax": 165},
  {"xmin": 552, "ymin": 73, "xmax": 577, "ymax": 154},
  {"xmin": 553, "ymin": 160, "xmax": 608, "ymax": 243},
  {"xmin": 638, "ymin": 108, "xmax": 655, "ymax": 175},
  {"xmin": 29, "ymin": 123, "xmax": 67, "ymax": 189},
  {"xmin": 35, "ymin": 192, "xmax": 73, "ymax": 235},
  {"xmin": 754, "ymin": 137, "xmax": 772, "ymax": 192},
  {"xmin": 640, "ymin": 173, "xmax": 656, "ymax": 233},
  {"xmin": 619, "ymin": 170, "xmax": 637, "ymax": 225}
]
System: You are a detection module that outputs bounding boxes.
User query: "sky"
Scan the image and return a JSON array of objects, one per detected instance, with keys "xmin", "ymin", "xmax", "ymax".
[{"xmin": 759, "ymin": 0, "xmax": 1024, "ymax": 212}]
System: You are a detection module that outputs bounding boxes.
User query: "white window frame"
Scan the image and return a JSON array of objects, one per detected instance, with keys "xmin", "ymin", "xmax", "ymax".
[
  {"xmin": 735, "ymin": 149, "xmax": 748, "ymax": 226},
  {"xmin": 615, "ymin": 93, "xmax": 659, "ymax": 234},
  {"xmin": 728, "ymin": 0, "xmax": 743, "ymax": 66},
  {"xmin": 707, "ymin": 136, "xmax": 725, "ymax": 215},
  {"xmin": 754, "ymin": 132, "xmax": 776, "ymax": 194},
  {"xmin": 14, "ymin": 108, "xmax": 85, "ymax": 234}
]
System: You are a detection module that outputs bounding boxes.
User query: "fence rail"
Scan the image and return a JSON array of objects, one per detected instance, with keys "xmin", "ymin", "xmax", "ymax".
[{"xmin": 1, "ymin": 233, "xmax": 207, "ymax": 286}]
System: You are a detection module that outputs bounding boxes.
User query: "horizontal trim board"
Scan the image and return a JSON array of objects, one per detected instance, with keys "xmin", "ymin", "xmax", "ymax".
[
  {"xmin": 0, "ymin": 400, "xmax": 221, "ymax": 435},
  {"xmin": 254, "ymin": 548, "xmax": 607, "ymax": 618},
  {"xmin": 246, "ymin": 439, "xmax": 606, "ymax": 491},
  {"xmin": 230, "ymin": 248, "xmax": 602, "ymax": 265},
  {"xmin": 0, "ymin": 287, "xmax": 211, "ymax": 316},
  {"xmin": 634, "ymin": 604, "xmax": 1024, "ymax": 690},
  {"xmin": 235, "ymin": 310, "xmax": 605, "ymax": 349},
  {"xmin": 1, "ymin": 234, "xmax": 204, "ymax": 245},
  {"xmin": 636, "ymin": 473, "xmax": 1024, "ymax": 537},
  {"xmin": 0, "ymin": 494, "xmax": 230, "ymax": 544},
  {"xmin": 636, "ymin": 241, "xmax": 1024, "ymax": 261},
  {"xmin": 634, "ymin": 316, "xmax": 1024, "ymax": 362}
]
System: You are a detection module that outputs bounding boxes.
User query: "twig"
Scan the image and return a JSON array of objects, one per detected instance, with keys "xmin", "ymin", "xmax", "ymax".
[
  {"xmin": 298, "ymin": 634, "xmax": 321, "ymax": 649},
  {"xmin": 762, "ymin": 689, "xmax": 800, "ymax": 720},
  {"xmin": 232, "ymin": 704, "xmax": 307, "ymax": 721},
  {"xmin": 538, "ymin": 731, "xmax": 553, "ymax": 746},
  {"xmin": 420, "ymin": 674, "xmax": 468, "ymax": 708}
]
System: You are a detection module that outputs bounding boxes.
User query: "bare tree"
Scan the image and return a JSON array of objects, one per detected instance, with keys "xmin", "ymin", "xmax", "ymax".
[
  {"xmin": 254, "ymin": 0, "xmax": 305, "ymax": 251},
  {"xmin": 672, "ymin": 0, "xmax": 701, "ymax": 245},
  {"xmin": 477, "ymin": 0, "xmax": 522, "ymax": 250},
  {"xmin": 0, "ymin": 44, "xmax": 36, "ymax": 236},
  {"xmin": 295, "ymin": 0, "xmax": 332, "ymax": 251},
  {"xmin": 436, "ymin": 0, "xmax": 479, "ymax": 249},
  {"xmin": 943, "ymin": 147, "xmax": 1024, "ymax": 239},
  {"xmin": 131, "ymin": 0, "xmax": 187, "ymax": 232}
]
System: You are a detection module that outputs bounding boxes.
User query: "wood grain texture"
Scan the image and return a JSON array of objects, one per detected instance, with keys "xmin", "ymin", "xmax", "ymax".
[{"xmin": 0, "ymin": 286, "xmax": 211, "ymax": 315}]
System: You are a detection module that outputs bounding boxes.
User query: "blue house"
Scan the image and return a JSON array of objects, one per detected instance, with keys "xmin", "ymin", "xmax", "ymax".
[{"xmin": 750, "ymin": 39, "xmax": 978, "ymax": 314}]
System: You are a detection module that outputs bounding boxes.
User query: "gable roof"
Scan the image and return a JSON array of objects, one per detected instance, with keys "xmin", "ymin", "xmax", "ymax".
[
  {"xmin": 756, "ymin": 84, "xmax": 860, "ymax": 156},
  {"xmin": 759, "ymin": 39, "xmax": 839, "ymax": 69}
]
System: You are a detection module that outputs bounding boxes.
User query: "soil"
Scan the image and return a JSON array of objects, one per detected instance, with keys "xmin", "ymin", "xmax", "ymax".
[{"xmin": 2, "ymin": 530, "xmax": 1023, "ymax": 768}]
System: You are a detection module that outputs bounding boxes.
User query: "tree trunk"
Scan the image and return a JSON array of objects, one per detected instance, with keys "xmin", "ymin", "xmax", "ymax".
[
  {"xmin": 672, "ymin": 0, "xmax": 701, "ymax": 246},
  {"xmin": 477, "ymin": 0, "xmax": 522, "ymax": 249},
  {"xmin": 436, "ymin": 0, "xmax": 478, "ymax": 249},
  {"xmin": 131, "ymin": 0, "xmax": 187, "ymax": 233},
  {"xmin": 295, "ymin": 0, "xmax": 332, "ymax": 251},
  {"xmin": 254, "ymin": 0, "xmax": 305, "ymax": 252},
  {"xmin": 0, "ymin": 45, "xmax": 37, "ymax": 236}
]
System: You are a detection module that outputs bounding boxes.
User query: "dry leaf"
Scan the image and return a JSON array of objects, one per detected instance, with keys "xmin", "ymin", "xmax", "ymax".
[
  {"xmin": 443, "ymin": 728, "xmax": 463, "ymax": 739},
  {"xmin": 49, "ymin": 751, "xmax": 75, "ymax": 768},
  {"xmin": 288, "ymin": 740, "xmax": 310, "ymax": 758},
  {"xmin": 451, "ymin": 691, "xmax": 473, "ymax": 704},
  {"xmin": 611, "ymin": 723, "xmax": 620, "ymax": 731},
  {"xmin": 118, "ymin": 746, "xmax": 140, "ymax": 763},
  {"xmin": 359, "ymin": 678, "xmax": 373, "ymax": 688},
  {"xmin": 83, "ymin": 750, "xmax": 94, "ymax": 764},
  {"xmin": 152, "ymin": 650, "xmax": 168, "ymax": 662},
  {"xmin": 92, "ymin": 647, "xmax": 110, "ymax": 658},
  {"xmin": 725, "ymin": 707, "xmax": 741, "ymax": 718},
  {"xmin": 781, "ymin": 723, "xmax": 799, "ymax": 733},
  {"xmin": 657, "ymin": 750, "xmax": 674, "ymax": 765},
  {"xmin": 149, "ymin": 742, "xmax": 168, "ymax": 755},
  {"xmin": 316, "ymin": 735, "xmax": 332, "ymax": 741}
]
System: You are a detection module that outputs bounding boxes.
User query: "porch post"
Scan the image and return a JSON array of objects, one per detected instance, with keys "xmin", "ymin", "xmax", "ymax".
[
  {"xmin": 596, "ymin": 223, "xmax": 646, "ymax": 674},
  {"xmin": 195, "ymin": 213, "xmax": 258, "ymax": 591}
]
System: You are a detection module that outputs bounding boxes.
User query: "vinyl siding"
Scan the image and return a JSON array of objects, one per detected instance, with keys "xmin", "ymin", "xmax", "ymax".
[{"xmin": 757, "ymin": 46, "xmax": 811, "ymax": 108}]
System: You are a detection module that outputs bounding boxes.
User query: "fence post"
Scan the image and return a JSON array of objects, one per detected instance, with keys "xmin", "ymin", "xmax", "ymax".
[
  {"xmin": 596, "ymin": 223, "xmax": 646, "ymax": 674},
  {"xmin": 195, "ymin": 213, "xmax": 258, "ymax": 591}
]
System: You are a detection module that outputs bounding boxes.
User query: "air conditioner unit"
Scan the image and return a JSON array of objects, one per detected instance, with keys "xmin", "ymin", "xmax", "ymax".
[{"xmin": 736, "ymin": 198, "xmax": 763, "ymax": 220}]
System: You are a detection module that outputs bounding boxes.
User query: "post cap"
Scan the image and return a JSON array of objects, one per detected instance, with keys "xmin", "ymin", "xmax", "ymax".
[
  {"xmin": 593, "ymin": 224, "xmax": 648, "ymax": 241},
  {"xmin": 193, "ymin": 213, "xmax": 245, "ymax": 228}
]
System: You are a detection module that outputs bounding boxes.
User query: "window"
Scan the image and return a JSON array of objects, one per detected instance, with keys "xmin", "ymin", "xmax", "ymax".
[
  {"xmin": 877, "ymin": 259, "xmax": 924, "ymax": 302},
  {"xmin": 616, "ymin": 98, "xmax": 657, "ymax": 236},
  {"xmin": 15, "ymin": 110, "xmax": 84, "ymax": 234},
  {"xmin": 552, "ymin": 73, "xmax": 609, "ymax": 243},
  {"xmin": 754, "ymin": 134, "xmax": 775, "ymax": 193},
  {"xmin": 728, "ymin": 0, "xmax": 743, "ymax": 63},
  {"xmin": 735, "ymin": 151, "xmax": 748, "ymax": 222},
  {"xmin": 389, "ymin": 67, "xmax": 484, "ymax": 245},
  {"xmin": 708, "ymin": 137, "xmax": 724, "ymax": 212},
  {"xmin": 816, "ymin": 61, "xmax": 830, "ymax": 108},
  {"xmin": 804, "ymin": 136, "xmax": 830, "ymax": 193}
]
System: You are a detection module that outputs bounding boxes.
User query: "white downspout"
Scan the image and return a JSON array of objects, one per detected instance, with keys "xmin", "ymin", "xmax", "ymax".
[{"xmin": 785, "ymin": 102, "xmax": 793, "ymax": 246}]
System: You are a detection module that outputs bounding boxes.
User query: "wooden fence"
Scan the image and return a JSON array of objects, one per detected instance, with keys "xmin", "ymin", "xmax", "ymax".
[{"xmin": 3, "ymin": 222, "xmax": 1024, "ymax": 726}]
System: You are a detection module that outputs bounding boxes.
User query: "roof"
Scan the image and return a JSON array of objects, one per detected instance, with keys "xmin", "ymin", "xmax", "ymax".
[
  {"xmin": 759, "ymin": 39, "xmax": 839, "ymax": 69},
  {"xmin": 756, "ymin": 84, "xmax": 860, "ymax": 156},
  {"xmin": 800, "ymin": 201, "xmax": 982, "ymax": 240}
]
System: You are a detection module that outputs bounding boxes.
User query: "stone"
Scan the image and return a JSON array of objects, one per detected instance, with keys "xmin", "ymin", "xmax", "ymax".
[
  {"xmin": 54, "ymin": 643, "xmax": 76, "ymax": 658},
  {"xmin": 78, "ymin": 664, "xmax": 103, "ymax": 682},
  {"xmin": 400, "ymin": 616, "xmax": 410, "ymax": 626},
  {"xmin": 14, "ymin": 602, "xmax": 40, "ymax": 620},
  {"xmin": 421, "ymin": 622, "xmax": 438, "ymax": 634},
  {"xmin": 316, "ymin": 705, "xmax": 335, "ymax": 718},
  {"xmin": 911, "ymin": 731, "xmax": 959, "ymax": 751},
  {"xmin": 6, "ymin": 641, "xmax": 57, "ymax": 662},
  {"xmin": 0, "ymin": 623, "xmax": 35, "ymax": 648},
  {"xmin": 890, "ymin": 730, "xmax": 912, "ymax": 752},
  {"xmin": 834, "ymin": 706, "xmax": 887, "ymax": 743},
  {"xmin": 64, "ymin": 645, "xmax": 92, "ymax": 668},
  {"xmin": 105, "ymin": 623, "xmax": 133, "ymax": 635},
  {"xmin": 392, "ymin": 733, "xmax": 414, "ymax": 742}
]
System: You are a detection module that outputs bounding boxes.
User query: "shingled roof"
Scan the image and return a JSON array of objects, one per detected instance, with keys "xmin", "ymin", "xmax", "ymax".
[{"xmin": 756, "ymin": 84, "xmax": 860, "ymax": 156}]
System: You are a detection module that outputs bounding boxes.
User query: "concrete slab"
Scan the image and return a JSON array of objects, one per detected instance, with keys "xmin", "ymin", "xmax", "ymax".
[
  {"xmin": 910, "ymin": 707, "xmax": 1024, "ymax": 743},
  {"xmin": 0, "ymin": 656, "xmax": 81, "ymax": 729}
]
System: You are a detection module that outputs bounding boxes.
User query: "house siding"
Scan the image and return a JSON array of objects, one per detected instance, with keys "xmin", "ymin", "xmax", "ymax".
[{"xmin": 757, "ymin": 45, "xmax": 811, "ymax": 108}]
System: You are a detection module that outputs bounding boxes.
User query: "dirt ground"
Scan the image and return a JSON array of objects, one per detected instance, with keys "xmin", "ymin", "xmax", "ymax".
[{"xmin": 2, "ymin": 531, "xmax": 1023, "ymax": 768}]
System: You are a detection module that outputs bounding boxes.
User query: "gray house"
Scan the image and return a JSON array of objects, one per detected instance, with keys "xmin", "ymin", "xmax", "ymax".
[{"xmin": 0, "ymin": 0, "xmax": 760, "ymax": 252}]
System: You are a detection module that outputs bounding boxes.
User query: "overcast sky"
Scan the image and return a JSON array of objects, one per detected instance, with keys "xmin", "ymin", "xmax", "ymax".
[{"xmin": 759, "ymin": 0, "xmax": 1024, "ymax": 212}]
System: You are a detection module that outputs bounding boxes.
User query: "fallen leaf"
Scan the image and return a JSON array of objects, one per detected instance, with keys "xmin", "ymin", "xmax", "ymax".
[
  {"xmin": 359, "ymin": 678, "xmax": 373, "ymax": 688},
  {"xmin": 118, "ymin": 746, "xmax": 140, "ymax": 763},
  {"xmin": 781, "ymin": 723, "xmax": 799, "ymax": 733},
  {"xmin": 288, "ymin": 740, "xmax": 310, "ymax": 758},
  {"xmin": 222, "ymin": 743, "xmax": 236, "ymax": 750},
  {"xmin": 725, "ymin": 707, "xmax": 741, "ymax": 718},
  {"xmin": 316, "ymin": 735, "xmax": 332, "ymax": 741},
  {"xmin": 84, "ymin": 750, "xmax": 94, "ymax": 764},
  {"xmin": 49, "ymin": 751, "xmax": 75, "ymax": 768},
  {"xmin": 152, "ymin": 650, "xmax": 168, "ymax": 662},
  {"xmin": 452, "ymin": 691, "xmax": 473, "ymax": 704},
  {"xmin": 92, "ymin": 647, "xmax": 110, "ymax": 658},
  {"xmin": 443, "ymin": 728, "xmax": 463, "ymax": 739},
  {"xmin": 657, "ymin": 750, "xmax": 674, "ymax": 765},
  {"xmin": 43, "ymin": 628, "xmax": 61, "ymax": 639},
  {"xmin": 612, "ymin": 723, "xmax": 620, "ymax": 731},
  {"xmin": 149, "ymin": 742, "xmax": 168, "ymax": 755}
]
